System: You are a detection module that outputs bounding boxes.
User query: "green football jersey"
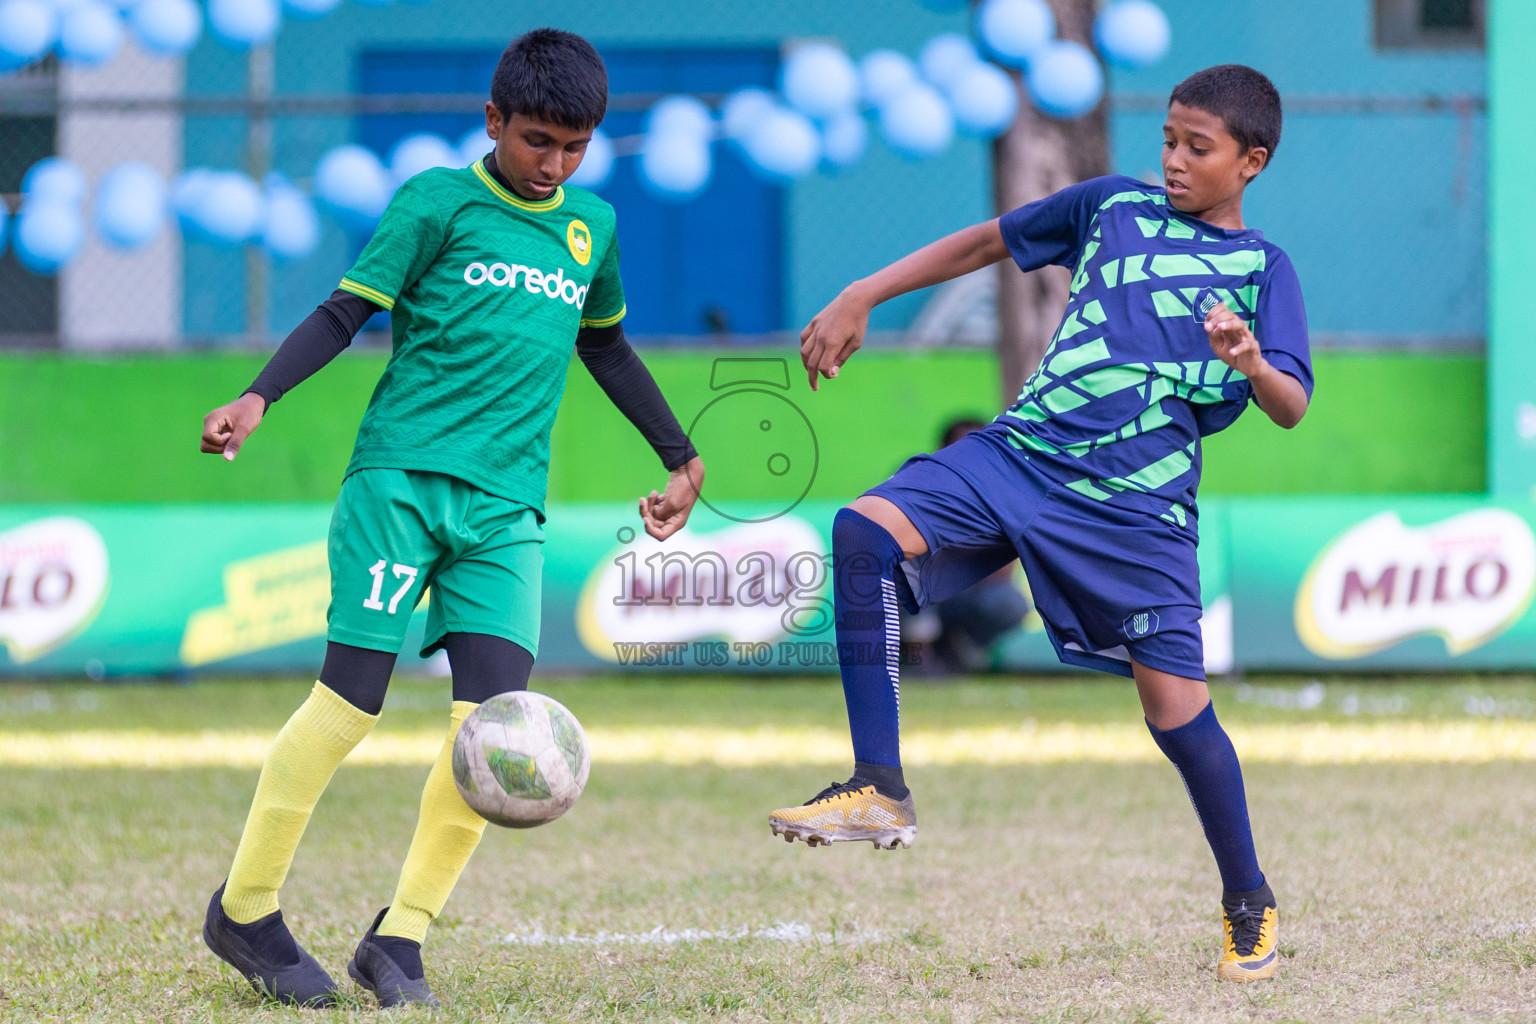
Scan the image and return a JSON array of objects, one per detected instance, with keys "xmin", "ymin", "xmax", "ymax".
[{"xmin": 336, "ymin": 160, "xmax": 626, "ymax": 516}]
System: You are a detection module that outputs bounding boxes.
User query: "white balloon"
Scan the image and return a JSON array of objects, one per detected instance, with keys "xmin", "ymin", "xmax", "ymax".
[
  {"xmin": 128, "ymin": 0, "xmax": 199, "ymax": 56},
  {"xmin": 781, "ymin": 42, "xmax": 859, "ymax": 121},
  {"xmin": 387, "ymin": 132, "xmax": 456, "ymax": 186},
  {"xmin": 0, "ymin": 0, "xmax": 57, "ymax": 67},
  {"xmin": 455, "ymin": 125, "xmax": 490, "ymax": 168},
  {"xmin": 262, "ymin": 174, "xmax": 320, "ymax": 259},
  {"xmin": 743, "ymin": 106, "xmax": 821, "ymax": 182},
  {"xmin": 566, "ymin": 127, "xmax": 613, "ymax": 190},
  {"xmin": 193, "ymin": 171, "xmax": 264, "ymax": 245},
  {"xmin": 22, "ymin": 157, "xmax": 88, "ymax": 206},
  {"xmin": 646, "ymin": 94, "xmax": 713, "ymax": 141},
  {"xmin": 15, "ymin": 201, "xmax": 84, "ymax": 273},
  {"xmin": 1027, "ymin": 40, "xmax": 1104, "ymax": 119},
  {"xmin": 58, "ymin": 0, "xmax": 122, "ymax": 66},
  {"xmin": 172, "ymin": 167, "xmax": 217, "ymax": 234},
  {"xmin": 94, "ymin": 161, "xmax": 165, "ymax": 248},
  {"xmin": 281, "ymin": 0, "xmax": 340, "ymax": 19},
  {"xmin": 720, "ymin": 87, "xmax": 777, "ymax": 141},
  {"xmin": 315, "ymin": 145, "xmax": 393, "ymax": 225},
  {"xmin": 949, "ymin": 61, "xmax": 1019, "ymax": 137},
  {"xmin": 858, "ymin": 49, "xmax": 917, "ymax": 109},
  {"xmin": 879, "ymin": 81, "xmax": 954, "ymax": 159},
  {"xmin": 639, "ymin": 131, "xmax": 711, "ymax": 200},
  {"xmin": 918, "ymin": 33, "xmax": 980, "ymax": 91},
  {"xmin": 821, "ymin": 111, "xmax": 868, "ymax": 169},
  {"xmin": 977, "ymin": 0, "xmax": 1055, "ymax": 68},
  {"xmin": 1095, "ymin": 0, "xmax": 1171, "ymax": 69},
  {"xmin": 208, "ymin": 0, "xmax": 278, "ymax": 48}
]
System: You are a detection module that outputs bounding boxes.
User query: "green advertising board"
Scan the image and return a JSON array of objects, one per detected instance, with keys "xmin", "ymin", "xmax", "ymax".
[{"xmin": 3, "ymin": 496, "xmax": 1533, "ymax": 677}]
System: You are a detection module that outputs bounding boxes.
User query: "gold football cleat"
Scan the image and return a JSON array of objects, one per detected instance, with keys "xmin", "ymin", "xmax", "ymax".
[
  {"xmin": 1217, "ymin": 888, "xmax": 1279, "ymax": 983},
  {"xmin": 768, "ymin": 780, "xmax": 916, "ymax": 850}
]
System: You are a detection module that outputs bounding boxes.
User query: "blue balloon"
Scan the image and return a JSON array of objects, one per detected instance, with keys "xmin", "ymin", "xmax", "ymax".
[
  {"xmin": 455, "ymin": 125, "xmax": 489, "ymax": 168},
  {"xmin": 262, "ymin": 174, "xmax": 320, "ymax": 260},
  {"xmin": 15, "ymin": 201, "xmax": 84, "ymax": 274},
  {"xmin": 172, "ymin": 168, "xmax": 217, "ymax": 237},
  {"xmin": 646, "ymin": 94, "xmax": 713, "ymax": 141},
  {"xmin": 978, "ymin": 0, "xmax": 1055, "ymax": 68},
  {"xmin": 821, "ymin": 111, "xmax": 868, "ymax": 170},
  {"xmin": 208, "ymin": 0, "xmax": 278, "ymax": 49},
  {"xmin": 566, "ymin": 128, "xmax": 613, "ymax": 190},
  {"xmin": 59, "ymin": 1, "xmax": 123, "ymax": 67},
  {"xmin": 949, "ymin": 61, "xmax": 1019, "ymax": 138},
  {"xmin": 639, "ymin": 131, "xmax": 711, "ymax": 201},
  {"xmin": 387, "ymin": 132, "xmax": 456, "ymax": 186},
  {"xmin": 23, "ymin": 157, "xmax": 87, "ymax": 206},
  {"xmin": 315, "ymin": 144, "xmax": 392, "ymax": 226},
  {"xmin": 918, "ymin": 33, "xmax": 980, "ymax": 91},
  {"xmin": 879, "ymin": 82, "xmax": 953, "ymax": 159},
  {"xmin": 281, "ymin": 0, "xmax": 340, "ymax": 20},
  {"xmin": 1095, "ymin": 0, "xmax": 1171, "ymax": 69},
  {"xmin": 1027, "ymin": 41, "xmax": 1104, "ymax": 119},
  {"xmin": 94, "ymin": 161, "xmax": 166, "ymax": 249},
  {"xmin": 781, "ymin": 42, "xmax": 859, "ymax": 121},
  {"xmin": 128, "ymin": 0, "xmax": 200, "ymax": 56},
  {"xmin": 858, "ymin": 49, "xmax": 917, "ymax": 110},
  {"xmin": 720, "ymin": 87, "xmax": 777, "ymax": 142},
  {"xmin": 0, "ymin": 201, "xmax": 8, "ymax": 256},
  {"xmin": 743, "ymin": 107, "xmax": 821, "ymax": 182},
  {"xmin": 0, "ymin": 0, "xmax": 56, "ymax": 68},
  {"xmin": 192, "ymin": 171, "xmax": 264, "ymax": 245}
]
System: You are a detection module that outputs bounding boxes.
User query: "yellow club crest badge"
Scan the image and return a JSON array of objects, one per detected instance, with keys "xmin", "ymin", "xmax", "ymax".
[{"xmin": 566, "ymin": 219, "xmax": 592, "ymax": 266}]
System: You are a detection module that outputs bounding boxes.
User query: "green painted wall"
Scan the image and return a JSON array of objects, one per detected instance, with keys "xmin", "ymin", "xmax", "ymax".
[{"xmin": 0, "ymin": 349, "xmax": 1484, "ymax": 504}]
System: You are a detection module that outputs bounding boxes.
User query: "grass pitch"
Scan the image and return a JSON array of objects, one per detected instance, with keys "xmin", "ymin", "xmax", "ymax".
[{"xmin": 3, "ymin": 673, "xmax": 1536, "ymax": 1023}]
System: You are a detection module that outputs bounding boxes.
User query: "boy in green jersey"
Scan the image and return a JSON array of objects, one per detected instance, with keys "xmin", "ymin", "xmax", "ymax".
[{"xmin": 196, "ymin": 29, "xmax": 705, "ymax": 1008}]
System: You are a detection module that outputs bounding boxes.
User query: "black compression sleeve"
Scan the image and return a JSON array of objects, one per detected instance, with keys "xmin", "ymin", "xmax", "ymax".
[
  {"xmin": 242, "ymin": 289, "xmax": 380, "ymax": 408},
  {"xmin": 576, "ymin": 323, "xmax": 699, "ymax": 471}
]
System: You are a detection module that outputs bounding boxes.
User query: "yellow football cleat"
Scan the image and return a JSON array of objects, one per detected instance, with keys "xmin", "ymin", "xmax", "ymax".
[
  {"xmin": 1216, "ymin": 884, "xmax": 1279, "ymax": 983},
  {"xmin": 768, "ymin": 779, "xmax": 916, "ymax": 850}
]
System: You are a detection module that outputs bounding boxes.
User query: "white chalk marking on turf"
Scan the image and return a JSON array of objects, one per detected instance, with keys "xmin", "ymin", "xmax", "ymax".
[
  {"xmin": 8, "ymin": 721, "xmax": 1536, "ymax": 768},
  {"xmin": 502, "ymin": 922, "xmax": 880, "ymax": 947}
]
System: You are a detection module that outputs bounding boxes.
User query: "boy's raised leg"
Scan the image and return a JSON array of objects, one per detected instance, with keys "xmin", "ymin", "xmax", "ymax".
[
  {"xmin": 1134, "ymin": 660, "xmax": 1278, "ymax": 983},
  {"xmin": 769, "ymin": 498, "xmax": 923, "ymax": 849}
]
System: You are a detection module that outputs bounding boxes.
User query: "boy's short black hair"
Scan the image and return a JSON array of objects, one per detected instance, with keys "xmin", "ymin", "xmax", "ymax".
[
  {"xmin": 491, "ymin": 28, "xmax": 607, "ymax": 130},
  {"xmin": 1169, "ymin": 64, "xmax": 1282, "ymax": 160}
]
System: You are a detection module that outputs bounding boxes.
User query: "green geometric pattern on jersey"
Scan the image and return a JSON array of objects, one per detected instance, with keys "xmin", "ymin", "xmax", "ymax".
[
  {"xmin": 1002, "ymin": 187, "xmax": 1262, "ymax": 506},
  {"xmin": 337, "ymin": 163, "xmax": 626, "ymax": 515}
]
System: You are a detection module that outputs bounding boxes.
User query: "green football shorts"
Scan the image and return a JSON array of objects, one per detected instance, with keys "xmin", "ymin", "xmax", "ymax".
[{"xmin": 326, "ymin": 468, "xmax": 544, "ymax": 658}]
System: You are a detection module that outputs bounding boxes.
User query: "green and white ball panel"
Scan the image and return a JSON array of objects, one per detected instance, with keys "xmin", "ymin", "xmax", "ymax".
[{"xmin": 453, "ymin": 691, "xmax": 590, "ymax": 829}]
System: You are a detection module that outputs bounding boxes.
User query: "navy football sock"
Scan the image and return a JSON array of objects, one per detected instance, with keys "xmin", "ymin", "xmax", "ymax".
[
  {"xmin": 1146, "ymin": 701, "xmax": 1265, "ymax": 894},
  {"xmin": 832, "ymin": 508, "xmax": 908, "ymax": 777}
]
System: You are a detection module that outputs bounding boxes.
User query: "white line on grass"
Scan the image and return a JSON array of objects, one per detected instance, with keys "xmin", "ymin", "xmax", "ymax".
[{"xmin": 502, "ymin": 922, "xmax": 881, "ymax": 947}]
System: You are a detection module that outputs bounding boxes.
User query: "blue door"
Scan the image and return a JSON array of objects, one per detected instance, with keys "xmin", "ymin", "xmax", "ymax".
[{"xmin": 358, "ymin": 46, "xmax": 781, "ymax": 340}]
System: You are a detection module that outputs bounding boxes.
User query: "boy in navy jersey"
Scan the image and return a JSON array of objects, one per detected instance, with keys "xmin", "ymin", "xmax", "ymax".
[{"xmin": 768, "ymin": 65, "xmax": 1307, "ymax": 983}]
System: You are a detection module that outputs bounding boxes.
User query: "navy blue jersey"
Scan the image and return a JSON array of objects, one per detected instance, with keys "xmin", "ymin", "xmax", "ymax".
[{"xmin": 996, "ymin": 175, "xmax": 1312, "ymax": 510}]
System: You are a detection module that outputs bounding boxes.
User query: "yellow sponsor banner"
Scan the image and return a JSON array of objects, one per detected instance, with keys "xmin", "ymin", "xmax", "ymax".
[
  {"xmin": 180, "ymin": 541, "xmax": 331, "ymax": 667},
  {"xmin": 8, "ymin": 721, "xmax": 1536, "ymax": 769}
]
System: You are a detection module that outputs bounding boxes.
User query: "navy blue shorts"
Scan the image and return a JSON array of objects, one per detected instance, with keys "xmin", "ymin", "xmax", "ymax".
[{"xmin": 867, "ymin": 424, "xmax": 1205, "ymax": 680}]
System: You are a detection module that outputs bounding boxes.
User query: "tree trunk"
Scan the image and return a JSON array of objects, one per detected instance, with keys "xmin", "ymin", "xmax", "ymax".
[{"xmin": 992, "ymin": 0, "xmax": 1111, "ymax": 407}]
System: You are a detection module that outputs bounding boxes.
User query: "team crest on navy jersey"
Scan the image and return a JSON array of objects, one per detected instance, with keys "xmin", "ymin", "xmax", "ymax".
[{"xmin": 1194, "ymin": 287, "xmax": 1222, "ymax": 324}]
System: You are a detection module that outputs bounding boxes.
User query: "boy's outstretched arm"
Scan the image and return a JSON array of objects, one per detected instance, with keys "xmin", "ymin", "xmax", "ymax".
[
  {"xmin": 199, "ymin": 290, "xmax": 380, "ymax": 460},
  {"xmin": 1204, "ymin": 302, "xmax": 1308, "ymax": 429},
  {"xmin": 575, "ymin": 323, "xmax": 704, "ymax": 540},
  {"xmin": 801, "ymin": 219, "xmax": 1010, "ymax": 390}
]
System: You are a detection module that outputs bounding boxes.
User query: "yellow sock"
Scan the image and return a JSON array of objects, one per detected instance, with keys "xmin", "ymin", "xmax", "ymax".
[
  {"xmin": 377, "ymin": 701, "xmax": 487, "ymax": 943},
  {"xmin": 221, "ymin": 681, "xmax": 378, "ymax": 924}
]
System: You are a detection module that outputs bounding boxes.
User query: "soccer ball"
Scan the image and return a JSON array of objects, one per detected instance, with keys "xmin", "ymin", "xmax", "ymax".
[{"xmin": 452, "ymin": 691, "xmax": 590, "ymax": 828}]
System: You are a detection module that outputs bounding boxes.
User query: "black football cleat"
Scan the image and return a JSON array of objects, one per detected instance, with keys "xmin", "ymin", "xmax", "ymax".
[
  {"xmin": 201, "ymin": 883, "xmax": 340, "ymax": 1007},
  {"xmin": 348, "ymin": 907, "xmax": 440, "ymax": 1008}
]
